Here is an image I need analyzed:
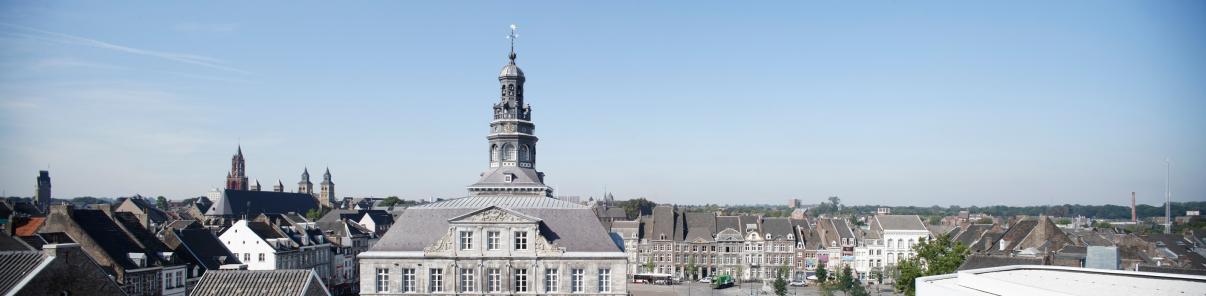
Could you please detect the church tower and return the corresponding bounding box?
[467,26,552,197]
[298,168,313,195]
[225,146,249,191]
[34,170,51,214]
[319,168,335,208]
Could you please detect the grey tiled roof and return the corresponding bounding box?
[0,234,32,251]
[683,213,716,242]
[762,218,794,240]
[206,189,319,218]
[651,206,678,241]
[874,215,928,231]
[168,228,240,270]
[716,216,741,233]
[72,209,160,269]
[831,219,855,239]
[372,198,621,253]
[467,166,548,189]
[953,224,992,247]
[191,270,329,296]
[0,251,46,294]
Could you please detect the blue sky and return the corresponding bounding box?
[1,1,1203,206]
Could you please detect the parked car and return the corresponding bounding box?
[699,277,712,283]
[789,281,808,287]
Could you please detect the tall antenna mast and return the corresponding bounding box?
[1165,158,1172,234]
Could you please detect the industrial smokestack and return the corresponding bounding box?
[1132,192,1137,223]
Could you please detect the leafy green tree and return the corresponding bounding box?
[618,198,657,219]
[893,235,969,296]
[156,196,169,210]
[380,196,402,207]
[645,256,654,273]
[1057,218,1072,225]
[837,265,854,291]
[305,208,322,221]
[975,217,993,224]
[773,267,788,296]
[685,256,697,280]
[927,215,942,225]
[816,264,828,283]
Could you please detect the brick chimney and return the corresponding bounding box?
[43,242,81,257]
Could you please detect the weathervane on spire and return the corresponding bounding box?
[507,24,518,61]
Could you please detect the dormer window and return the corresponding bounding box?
[504,174,513,183]
[765,233,772,240]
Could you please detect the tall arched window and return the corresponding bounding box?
[519,145,530,162]
[501,144,515,161]
[491,144,499,161]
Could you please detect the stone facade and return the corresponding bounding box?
[359,35,627,296]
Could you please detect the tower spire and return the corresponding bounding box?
[507,24,518,62]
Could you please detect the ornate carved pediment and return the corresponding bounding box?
[448,206,541,224]
[424,228,456,254]
[533,235,564,256]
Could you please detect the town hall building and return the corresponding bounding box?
[358,30,628,295]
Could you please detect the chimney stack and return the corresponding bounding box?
[1131,192,1137,223]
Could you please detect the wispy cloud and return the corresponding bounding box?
[174,22,239,33]
[0,23,249,74]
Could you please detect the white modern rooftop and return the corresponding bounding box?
[916,265,1206,296]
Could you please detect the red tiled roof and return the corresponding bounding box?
[13,217,45,236]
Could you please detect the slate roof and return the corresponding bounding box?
[957,254,1044,270]
[0,234,33,251]
[952,224,993,247]
[121,197,171,223]
[716,216,741,232]
[168,228,240,270]
[372,197,621,253]
[360,210,394,225]
[651,206,678,241]
[72,209,159,269]
[683,212,716,242]
[739,215,762,234]
[0,251,47,294]
[112,212,170,253]
[831,219,855,239]
[993,220,1039,253]
[762,218,795,240]
[206,189,319,218]
[192,270,329,296]
[467,166,549,192]
[874,215,928,231]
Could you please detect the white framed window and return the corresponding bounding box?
[598,269,611,292]
[175,271,182,288]
[429,268,444,292]
[514,268,528,292]
[514,231,528,250]
[459,231,474,250]
[487,231,501,250]
[487,268,501,292]
[571,269,585,293]
[258,253,265,262]
[544,268,559,292]
[376,268,390,292]
[460,268,476,292]
[504,174,513,182]
[401,268,416,292]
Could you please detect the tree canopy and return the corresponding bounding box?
[893,234,969,296]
